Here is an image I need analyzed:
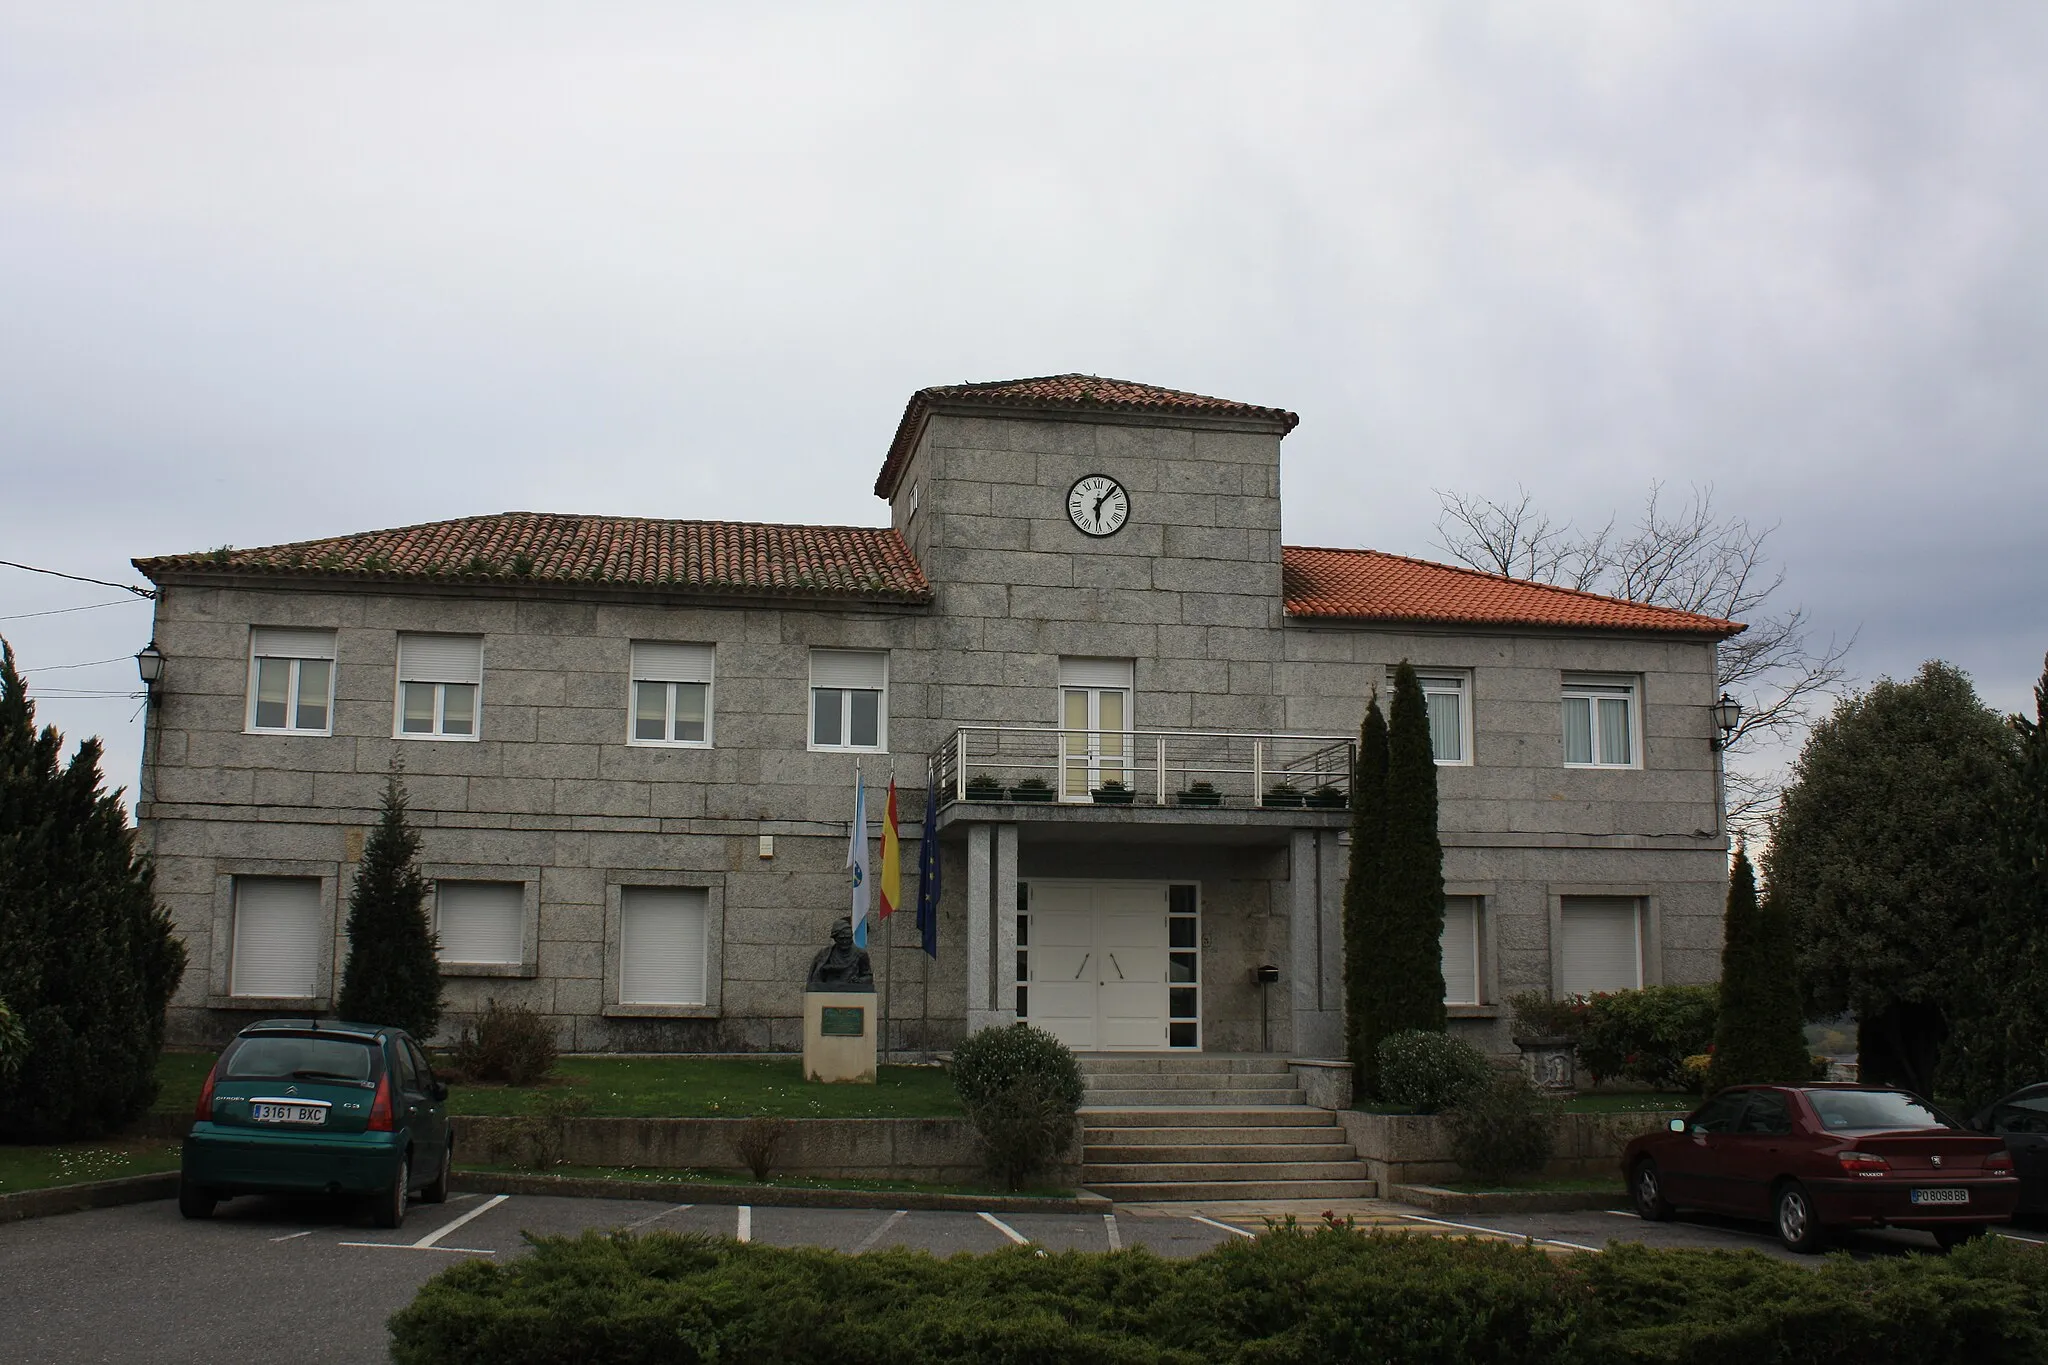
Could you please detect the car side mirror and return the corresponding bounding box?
[1668,1118,1688,1134]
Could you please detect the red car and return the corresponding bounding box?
[1622,1084,2020,1252]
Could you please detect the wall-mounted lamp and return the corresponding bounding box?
[1709,692,1741,750]
[135,641,165,702]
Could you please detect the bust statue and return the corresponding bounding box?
[806,915,874,992]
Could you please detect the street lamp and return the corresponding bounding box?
[1709,693,1741,750]
[135,641,165,701]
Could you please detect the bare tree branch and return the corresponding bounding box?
[1435,483,1853,840]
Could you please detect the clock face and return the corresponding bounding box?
[1066,474,1130,538]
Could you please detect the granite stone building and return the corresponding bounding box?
[134,375,1742,1058]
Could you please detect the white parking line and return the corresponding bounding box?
[337,1242,496,1255]
[1103,1214,1122,1251]
[978,1212,1029,1245]
[622,1203,692,1232]
[736,1206,751,1243]
[1188,1215,1254,1240]
[268,1230,313,1243]
[413,1194,509,1249]
[1998,1230,2047,1245]
[852,1210,909,1254]
[1393,1211,1601,1253]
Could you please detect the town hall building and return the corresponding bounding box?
[133,375,1742,1061]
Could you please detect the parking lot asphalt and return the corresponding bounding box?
[3,1191,2042,1364]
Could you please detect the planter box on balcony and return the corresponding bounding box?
[1176,790,1224,808]
[1262,791,1307,809]
[1303,790,1348,810]
[1007,785,1056,803]
[1091,787,1135,805]
[964,781,1006,803]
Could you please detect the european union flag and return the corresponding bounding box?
[914,768,941,960]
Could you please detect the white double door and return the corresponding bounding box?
[1027,881,1170,1051]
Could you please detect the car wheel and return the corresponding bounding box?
[1631,1159,1675,1221]
[371,1156,409,1230]
[419,1140,452,1205]
[1773,1180,1827,1254]
[177,1176,216,1221]
[1934,1224,1990,1251]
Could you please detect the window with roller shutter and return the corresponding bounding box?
[246,628,336,735]
[808,649,887,752]
[1440,897,1483,1005]
[396,633,484,740]
[435,882,525,966]
[1560,896,1644,995]
[619,887,709,1006]
[229,877,324,997]
[630,642,714,746]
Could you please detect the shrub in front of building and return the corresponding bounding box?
[0,994,28,1078]
[0,642,187,1141]
[949,1022,1084,1189]
[1376,1029,1490,1113]
[336,773,443,1042]
[1446,1068,1557,1185]
[1343,692,1391,1089]
[1710,847,1811,1090]
[1577,984,1719,1091]
[449,998,558,1086]
[387,1223,2048,1365]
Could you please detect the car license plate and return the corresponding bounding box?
[1910,1187,1969,1205]
[250,1103,326,1125]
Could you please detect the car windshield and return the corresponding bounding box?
[1801,1089,1953,1132]
[221,1035,379,1083]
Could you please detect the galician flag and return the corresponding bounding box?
[878,780,902,923]
[847,768,870,948]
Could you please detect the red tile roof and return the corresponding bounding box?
[1282,546,1744,637]
[134,513,932,604]
[876,374,1299,498]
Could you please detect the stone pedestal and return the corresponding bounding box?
[1516,1037,1578,1094]
[803,991,877,1084]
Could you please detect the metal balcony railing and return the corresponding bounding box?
[930,725,1355,810]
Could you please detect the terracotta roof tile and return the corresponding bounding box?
[1282,546,1744,638]
[876,373,1298,497]
[134,513,932,604]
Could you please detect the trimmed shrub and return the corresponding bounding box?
[1376,1029,1490,1113]
[731,1116,791,1181]
[1710,848,1812,1089]
[451,998,558,1086]
[950,1023,1083,1189]
[0,994,27,1078]
[1506,991,1587,1042]
[1446,1068,1557,1184]
[1578,985,1719,1090]
[336,773,443,1040]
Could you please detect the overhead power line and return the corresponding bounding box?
[0,559,156,599]
[0,599,149,623]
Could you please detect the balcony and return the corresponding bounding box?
[929,725,1355,813]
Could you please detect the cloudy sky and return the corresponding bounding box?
[3,2,2044,803]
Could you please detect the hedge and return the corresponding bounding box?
[388,1223,2048,1365]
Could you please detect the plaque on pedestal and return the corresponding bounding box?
[803,916,876,1084]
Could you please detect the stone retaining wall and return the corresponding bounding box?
[1336,1109,1683,1188]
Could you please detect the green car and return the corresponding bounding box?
[180,1019,453,1228]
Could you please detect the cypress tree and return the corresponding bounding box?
[1708,847,1808,1088]
[0,640,187,1140]
[1380,662,1448,1040]
[1343,691,1389,1087]
[336,773,443,1039]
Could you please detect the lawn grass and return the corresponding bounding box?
[458,1161,1069,1199]
[0,1137,183,1196]
[157,1050,964,1120]
[1559,1093,1692,1114]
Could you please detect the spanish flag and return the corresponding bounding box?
[877,780,902,921]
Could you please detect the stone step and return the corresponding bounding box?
[1083,1126,1346,1148]
[1084,1160,1369,1184]
[1080,1106,1333,1129]
[1082,1087,1305,1106]
[1083,1071,1298,1090]
[1075,1056,1293,1075]
[1088,1178,1380,1203]
[1085,1143,1359,1165]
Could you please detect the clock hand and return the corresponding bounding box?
[1092,488,1110,519]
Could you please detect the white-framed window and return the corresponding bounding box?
[1390,668,1472,765]
[230,876,323,997]
[1560,896,1644,996]
[619,886,709,1006]
[396,633,484,740]
[809,649,887,752]
[630,642,714,747]
[1441,896,1482,1005]
[246,628,336,735]
[1059,657,1135,799]
[1562,674,1639,768]
[434,881,524,967]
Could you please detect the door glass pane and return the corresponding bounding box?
[293,659,330,730]
[812,689,841,746]
[1169,951,1198,983]
[634,681,668,741]
[1426,689,1461,762]
[1097,691,1126,758]
[401,681,436,733]
[441,683,476,735]
[1168,918,1197,949]
[1562,696,1593,763]
[1169,987,1198,1019]
[1169,1021,1197,1048]
[253,658,291,728]
[1598,697,1631,764]
[674,682,707,742]
[849,689,880,747]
